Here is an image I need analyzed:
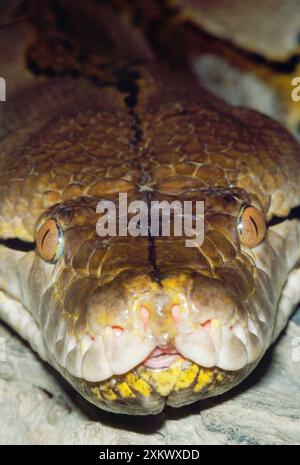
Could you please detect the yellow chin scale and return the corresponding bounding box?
[72,358,239,415]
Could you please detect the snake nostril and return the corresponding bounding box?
[171,304,181,324]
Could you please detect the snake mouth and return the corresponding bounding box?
[143,346,182,369]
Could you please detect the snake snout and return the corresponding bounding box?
[47,271,266,413]
[66,273,260,382]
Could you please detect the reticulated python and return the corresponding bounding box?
[0,1,300,414]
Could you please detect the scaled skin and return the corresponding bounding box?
[0,4,300,414]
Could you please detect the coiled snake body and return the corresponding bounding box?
[0,2,300,414]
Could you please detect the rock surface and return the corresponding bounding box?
[0,311,299,445]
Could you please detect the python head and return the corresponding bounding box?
[1,87,300,415]
[10,180,295,415]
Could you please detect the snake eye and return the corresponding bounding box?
[36,219,64,263]
[238,205,266,248]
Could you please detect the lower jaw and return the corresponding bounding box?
[61,357,255,415]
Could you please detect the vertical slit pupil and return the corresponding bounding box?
[41,228,52,248]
